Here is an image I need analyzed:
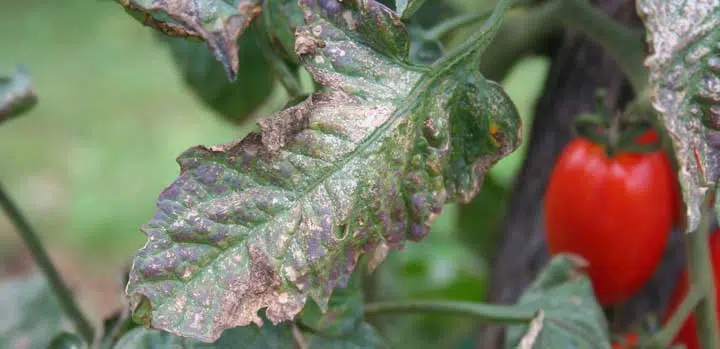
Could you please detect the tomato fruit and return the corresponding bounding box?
[663,229,720,349]
[544,131,676,305]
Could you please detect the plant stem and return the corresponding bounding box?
[687,192,720,349]
[649,288,703,347]
[364,300,536,324]
[426,11,494,42]
[252,22,303,99]
[0,182,95,343]
[555,0,647,92]
[425,0,533,41]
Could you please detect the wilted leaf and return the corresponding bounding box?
[127,0,520,342]
[161,28,274,123]
[395,0,427,19]
[505,255,611,349]
[115,0,263,80]
[0,67,37,123]
[0,274,68,349]
[637,0,720,231]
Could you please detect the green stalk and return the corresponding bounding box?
[364,300,536,324]
[252,21,303,99]
[687,192,720,349]
[649,288,703,347]
[425,10,497,42]
[555,0,647,92]
[0,182,95,343]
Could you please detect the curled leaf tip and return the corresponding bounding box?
[115,0,262,83]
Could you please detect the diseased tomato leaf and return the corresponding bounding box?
[0,67,36,123]
[114,0,262,80]
[637,0,720,231]
[504,255,611,349]
[395,0,427,19]
[160,28,274,124]
[0,274,68,349]
[126,0,520,342]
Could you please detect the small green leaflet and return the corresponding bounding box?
[637,0,720,231]
[395,0,427,19]
[0,67,36,123]
[126,0,520,342]
[505,255,610,349]
[0,274,68,349]
[114,0,263,80]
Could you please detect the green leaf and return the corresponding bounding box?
[48,332,86,349]
[113,320,294,348]
[262,0,305,65]
[161,28,274,123]
[0,274,67,349]
[300,273,364,337]
[637,0,720,231]
[395,0,427,19]
[505,255,611,349]
[300,273,388,348]
[114,0,263,80]
[126,0,520,342]
[407,27,445,66]
[0,67,37,124]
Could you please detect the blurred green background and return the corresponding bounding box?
[0,0,549,345]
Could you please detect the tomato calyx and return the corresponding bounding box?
[574,113,662,155]
[573,89,668,156]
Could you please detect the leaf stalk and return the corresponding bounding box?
[554,0,647,92]
[686,192,720,349]
[0,182,95,343]
[364,300,536,324]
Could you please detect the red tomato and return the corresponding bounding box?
[612,333,639,349]
[663,229,720,349]
[544,133,675,305]
[635,129,683,225]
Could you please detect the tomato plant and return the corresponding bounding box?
[1,0,719,348]
[544,130,676,305]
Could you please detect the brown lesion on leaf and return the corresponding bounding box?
[218,245,305,338]
[116,0,263,80]
[295,28,326,56]
[259,96,313,152]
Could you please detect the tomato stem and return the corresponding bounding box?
[0,182,95,344]
[648,288,703,347]
[364,300,537,324]
[554,0,647,93]
[686,192,720,349]
[253,15,303,99]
